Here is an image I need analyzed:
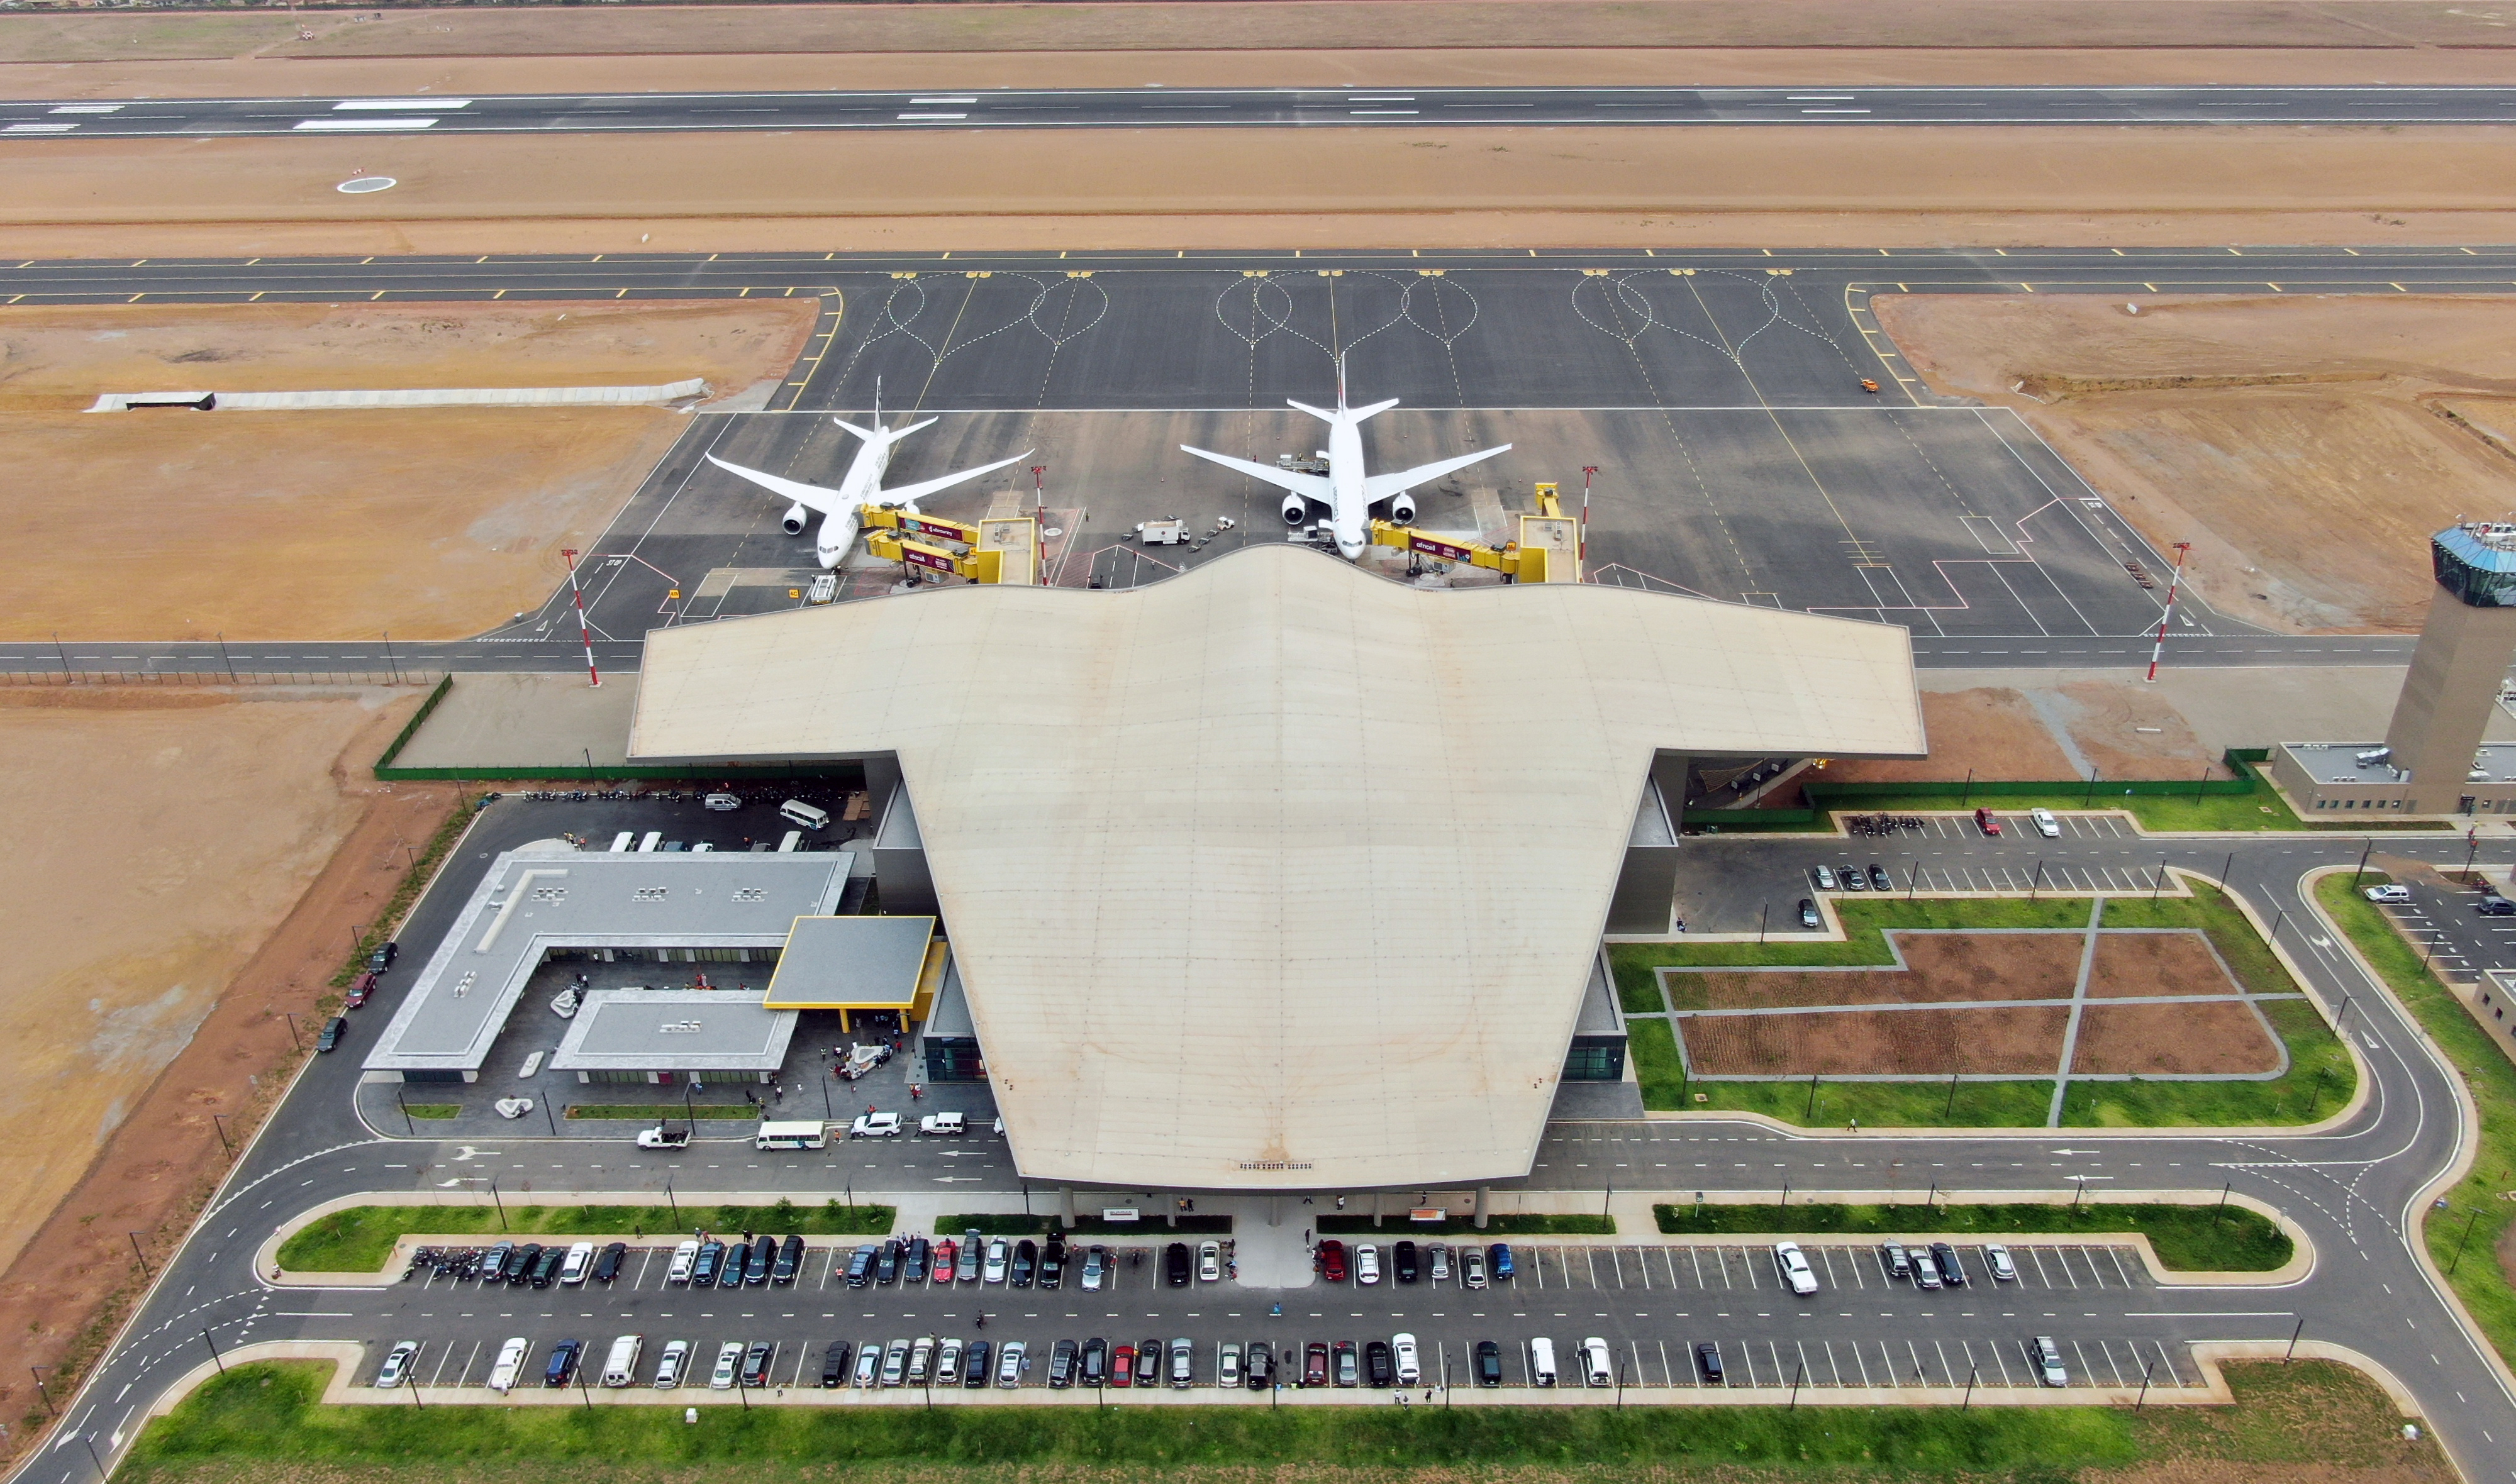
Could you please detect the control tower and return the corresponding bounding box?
[2383,522,2516,813]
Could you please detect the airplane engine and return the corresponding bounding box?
[1387,492,1416,525]
[781,502,810,537]
[1281,495,1310,526]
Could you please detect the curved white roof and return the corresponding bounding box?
[631,545,1922,1190]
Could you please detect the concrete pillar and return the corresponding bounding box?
[1269,1195,1282,1228]
[1166,1194,1178,1229]
[1371,1190,1383,1229]
[1474,1186,1490,1231]
[1059,1185,1076,1231]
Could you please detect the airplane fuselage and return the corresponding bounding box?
[811,438,896,567]
[1324,415,1371,560]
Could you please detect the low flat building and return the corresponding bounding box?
[548,988,799,1085]
[762,914,945,1033]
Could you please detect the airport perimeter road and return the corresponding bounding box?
[7,85,2516,137]
[19,808,2516,1484]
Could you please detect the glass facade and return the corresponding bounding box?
[924,1038,987,1082]
[2432,526,2516,608]
[1563,1036,1627,1082]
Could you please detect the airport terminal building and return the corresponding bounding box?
[616,545,1925,1195]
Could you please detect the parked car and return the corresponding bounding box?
[1333,1340,1359,1388]
[1079,1337,1108,1387]
[741,1341,776,1387]
[1579,1336,1614,1387]
[996,1340,1027,1388]
[1198,1239,1223,1282]
[1392,1240,1419,1283]
[937,1337,966,1387]
[559,1241,596,1286]
[906,1336,935,1386]
[854,1343,882,1388]
[2364,883,2413,904]
[1798,898,1822,929]
[1474,1339,1503,1387]
[985,1238,1010,1283]
[1428,1243,1450,1282]
[1305,1342,1330,1388]
[1245,1340,1273,1390]
[1878,1241,1911,1281]
[591,1241,628,1285]
[543,1339,583,1388]
[963,1339,991,1388]
[1839,861,1867,891]
[918,1112,966,1136]
[1048,1339,1079,1389]
[1984,1243,2018,1282]
[850,1112,903,1138]
[703,793,742,811]
[369,941,398,970]
[820,1341,852,1387]
[530,1246,566,1288]
[958,1230,983,1283]
[1037,1240,1065,1289]
[742,1234,774,1285]
[1913,1249,1942,1288]
[653,1339,691,1388]
[1930,1241,1968,1287]
[375,1340,419,1388]
[1975,807,2001,836]
[1168,1337,1194,1388]
[1164,1241,1191,1287]
[875,1239,903,1285]
[1354,1243,1383,1285]
[1461,1246,1489,1289]
[774,1234,804,1284]
[1488,1243,1515,1280]
[1695,1341,1725,1385]
[316,1016,348,1052]
[344,972,376,1009]
[710,1341,743,1390]
[844,1243,876,1287]
[1868,863,1891,890]
[1772,1241,1819,1296]
[1318,1239,1349,1283]
[1081,1244,1108,1291]
[2031,1335,2069,1387]
[487,1337,531,1393]
[1112,1343,1135,1388]
[1011,1238,1037,1287]
[903,1236,931,1284]
[881,1339,910,1387]
[1812,864,1837,891]
[2029,807,2061,838]
[1391,1332,1421,1386]
[1363,1339,1393,1388]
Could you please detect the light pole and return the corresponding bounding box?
[2352,837,2374,889]
[203,1327,225,1375]
[81,1432,107,1483]
[1031,465,1047,518]
[28,1366,53,1415]
[211,1113,233,1157]
[1788,1359,1804,1410]
[1961,1363,1978,1410]
[1578,466,1597,565]
[2144,540,2192,682]
[2135,1354,2156,1411]
[2285,1317,2305,1363]
[2449,1208,2485,1275]
[562,548,599,687]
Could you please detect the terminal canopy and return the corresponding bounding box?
[632,545,1923,1190]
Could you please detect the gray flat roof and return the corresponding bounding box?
[550,988,798,1071]
[365,849,849,1073]
[762,914,934,1010]
[2283,740,2516,786]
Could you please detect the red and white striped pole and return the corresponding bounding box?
[2144,541,2193,684]
[563,547,599,687]
[1579,466,1598,565]
[1031,464,1046,518]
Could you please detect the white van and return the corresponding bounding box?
[608,831,635,853]
[638,831,662,853]
[487,1336,531,1393]
[601,1334,645,1387]
[1580,1337,1614,1387]
[1528,1337,1559,1388]
[779,799,831,831]
[755,1119,828,1151]
[666,1239,701,1284]
[777,831,802,853]
[559,1241,597,1285]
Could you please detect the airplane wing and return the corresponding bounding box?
[705,454,850,516]
[1361,443,1513,504]
[878,448,1035,509]
[1178,445,1333,502]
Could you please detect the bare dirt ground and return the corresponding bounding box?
[2090,931,2240,999]
[1820,678,2230,785]
[1876,294,2516,634]
[4,126,2516,259]
[1670,933,2085,1010]
[0,301,813,641]
[2074,1000,2282,1074]
[1680,1003,2071,1077]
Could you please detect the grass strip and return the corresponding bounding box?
[932,1214,1233,1237]
[1316,1214,1614,1236]
[2317,871,2516,1371]
[403,1105,460,1121]
[564,1104,762,1121]
[119,1358,2437,1482]
[276,1202,897,1273]
[1651,1200,2290,1272]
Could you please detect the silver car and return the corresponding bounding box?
[956,1229,983,1283]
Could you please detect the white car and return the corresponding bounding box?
[558,1241,597,1286]
[1354,1243,1382,1285]
[1579,1336,1614,1388]
[653,1339,691,1388]
[996,1339,1027,1387]
[918,1112,966,1136]
[849,1112,903,1138]
[1392,1332,1421,1387]
[1428,1243,1450,1282]
[983,1239,1009,1283]
[1772,1241,1820,1297]
[487,1336,531,1393]
[2029,807,2061,838]
[1081,1245,1107,1291]
[1198,1240,1222,1282]
[637,1125,690,1150]
[375,1340,419,1389]
[710,1341,745,1390]
[1984,1243,2018,1282]
[665,1239,700,1283]
[703,793,742,811]
[2031,1335,2069,1387]
[2364,883,2413,904]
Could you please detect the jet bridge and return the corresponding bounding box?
[861,507,1039,585]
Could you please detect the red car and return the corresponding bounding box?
[1974,807,2001,837]
[343,971,378,1009]
[931,1238,957,1283]
[1316,1239,1349,1282]
[1112,1344,1134,1387]
[1305,1341,1331,1387]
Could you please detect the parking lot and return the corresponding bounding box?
[349,1237,2205,1398]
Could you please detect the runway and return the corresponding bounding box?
[5,84,2516,137]
[0,243,2503,675]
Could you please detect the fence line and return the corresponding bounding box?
[0,669,444,688]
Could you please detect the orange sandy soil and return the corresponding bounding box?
[4,126,2516,260]
[0,301,814,641]
[1876,293,2516,634]
[2088,931,2240,998]
[1681,1002,2072,1077]
[2074,999,2281,1073]
[1670,933,2085,1009]
[1823,680,2229,786]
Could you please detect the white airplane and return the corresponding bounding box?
[705,394,1032,568]
[1178,363,1511,560]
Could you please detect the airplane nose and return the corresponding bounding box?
[1339,538,1366,560]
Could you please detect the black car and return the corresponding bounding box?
[1011,1239,1037,1288]
[1247,1341,1273,1390]
[1363,1339,1393,1388]
[2481,894,2516,917]
[530,1246,565,1288]
[315,1016,348,1052]
[1037,1241,1064,1290]
[1798,897,1822,929]
[591,1241,626,1285]
[1164,1242,1192,1287]
[1474,1339,1503,1388]
[1393,1241,1419,1284]
[1080,1337,1108,1386]
[1696,1342,1724,1385]
[1929,1241,1967,1287]
[1868,863,1891,890]
[843,1243,876,1288]
[875,1239,903,1285]
[740,1340,774,1388]
[507,1243,545,1286]
[820,1341,852,1387]
[774,1234,804,1285]
[963,1339,991,1388]
[691,1239,726,1287]
[743,1234,775,1285]
[482,1240,514,1283]
[542,1339,582,1387]
[718,1240,749,1288]
[1048,1339,1079,1389]
[370,941,398,970]
[904,1237,931,1284]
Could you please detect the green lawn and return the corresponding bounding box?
[276,1202,898,1272]
[402,1104,460,1121]
[1621,885,2356,1130]
[564,1104,761,1121]
[118,1358,2439,1483]
[2317,872,2516,1372]
[932,1214,1234,1237]
[1650,1200,2291,1272]
[1316,1214,1614,1236]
